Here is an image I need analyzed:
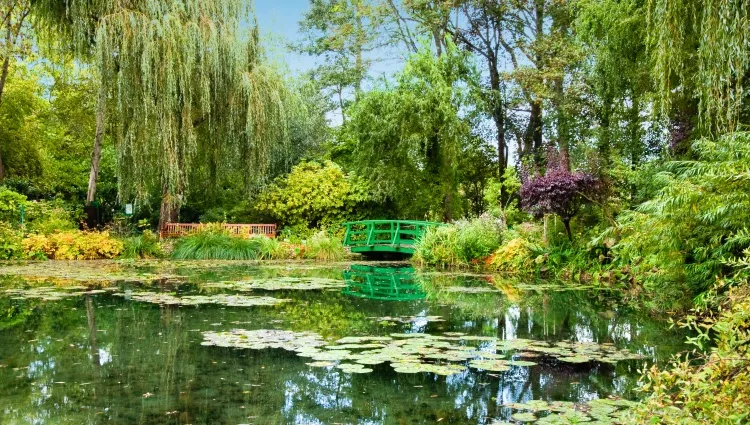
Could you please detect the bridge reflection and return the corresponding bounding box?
[342,264,426,301]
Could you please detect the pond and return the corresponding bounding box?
[0,260,688,425]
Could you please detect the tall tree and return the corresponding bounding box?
[0,0,30,182]
[647,0,750,136]
[448,0,510,184]
[31,1,293,228]
[576,0,654,166]
[343,43,478,220]
[297,0,386,122]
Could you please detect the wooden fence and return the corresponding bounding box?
[159,223,276,239]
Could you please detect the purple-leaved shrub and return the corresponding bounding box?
[520,150,601,241]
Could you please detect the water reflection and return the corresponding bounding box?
[0,261,688,425]
[342,264,425,301]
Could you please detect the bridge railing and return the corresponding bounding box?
[342,220,442,249]
[160,223,276,239]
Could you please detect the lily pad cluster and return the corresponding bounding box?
[0,261,182,283]
[116,292,290,307]
[371,315,445,323]
[200,330,645,376]
[203,277,346,291]
[202,329,327,351]
[2,286,113,301]
[495,397,636,424]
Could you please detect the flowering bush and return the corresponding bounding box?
[23,231,123,260]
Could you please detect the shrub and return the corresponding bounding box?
[304,231,345,262]
[413,225,463,267]
[488,237,535,273]
[254,161,370,229]
[0,222,23,260]
[455,216,504,263]
[413,217,503,267]
[255,236,288,260]
[22,231,123,260]
[521,150,601,241]
[605,133,750,309]
[633,280,750,424]
[120,230,163,259]
[0,187,26,223]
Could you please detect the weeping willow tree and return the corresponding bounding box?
[647,0,750,135]
[31,0,294,227]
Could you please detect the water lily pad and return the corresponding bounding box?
[336,363,373,374]
[205,277,346,291]
[306,361,336,368]
[511,412,537,422]
[202,329,325,352]
[508,360,538,367]
[558,356,591,364]
[119,292,289,307]
[468,359,510,372]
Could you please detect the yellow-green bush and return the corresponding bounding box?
[632,282,750,424]
[254,161,370,229]
[23,231,123,260]
[487,237,535,273]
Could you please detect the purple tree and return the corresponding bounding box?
[520,151,600,242]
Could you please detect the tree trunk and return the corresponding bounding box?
[562,218,573,242]
[524,100,543,164]
[86,84,107,204]
[488,56,506,193]
[0,32,10,183]
[158,182,180,232]
[0,23,12,108]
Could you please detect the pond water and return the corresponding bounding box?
[0,261,687,425]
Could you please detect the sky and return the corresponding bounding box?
[252,1,316,73]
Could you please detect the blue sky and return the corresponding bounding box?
[253,1,316,73]
[253,0,405,79]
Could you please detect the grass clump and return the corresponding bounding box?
[304,231,345,262]
[120,230,163,259]
[172,226,261,260]
[414,216,503,267]
[255,236,288,260]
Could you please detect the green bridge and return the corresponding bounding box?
[342,220,443,256]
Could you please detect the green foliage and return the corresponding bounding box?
[489,237,536,274]
[171,229,262,261]
[304,231,345,262]
[633,280,750,424]
[0,222,23,260]
[255,161,370,230]
[413,225,463,268]
[414,217,503,267]
[483,167,526,226]
[120,230,162,259]
[340,42,478,220]
[646,0,750,134]
[24,200,79,234]
[605,133,750,309]
[255,236,288,260]
[455,216,504,263]
[0,186,26,223]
